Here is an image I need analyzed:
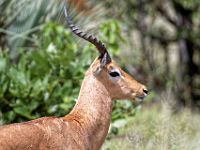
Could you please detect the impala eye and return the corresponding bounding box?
[109,70,121,78]
[109,71,120,77]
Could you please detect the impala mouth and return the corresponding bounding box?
[136,94,147,101]
[135,97,144,102]
[131,92,147,101]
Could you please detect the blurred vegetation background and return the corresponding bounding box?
[0,0,200,148]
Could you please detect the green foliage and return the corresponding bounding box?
[0,20,127,124]
[99,19,126,56]
[0,23,89,123]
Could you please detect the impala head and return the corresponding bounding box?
[64,7,148,100]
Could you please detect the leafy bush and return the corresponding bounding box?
[0,20,132,124]
[0,22,91,123]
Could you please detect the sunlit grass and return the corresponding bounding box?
[103,103,200,150]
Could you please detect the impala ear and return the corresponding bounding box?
[93,53,111,76]
[93,66,102,76]
[100,52,111,68]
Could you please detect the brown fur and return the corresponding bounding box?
[0,58,147,150]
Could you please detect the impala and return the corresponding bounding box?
[0,7,148,150]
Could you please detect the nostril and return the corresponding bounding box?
[143,89,148,95]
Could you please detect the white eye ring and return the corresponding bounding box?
[109,68,121,78]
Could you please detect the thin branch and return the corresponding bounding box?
[145,31,177,44]
[156,7,177,26]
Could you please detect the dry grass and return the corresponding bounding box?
[102,103,200,150]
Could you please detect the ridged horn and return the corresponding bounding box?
[64,6,111,63]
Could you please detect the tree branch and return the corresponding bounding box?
[145,31,177,44]
[156,7,177,26]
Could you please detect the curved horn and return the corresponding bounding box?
[64,6,111,63]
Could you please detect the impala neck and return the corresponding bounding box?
[68,69,113,147]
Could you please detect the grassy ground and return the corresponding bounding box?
[102,103,200,150]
